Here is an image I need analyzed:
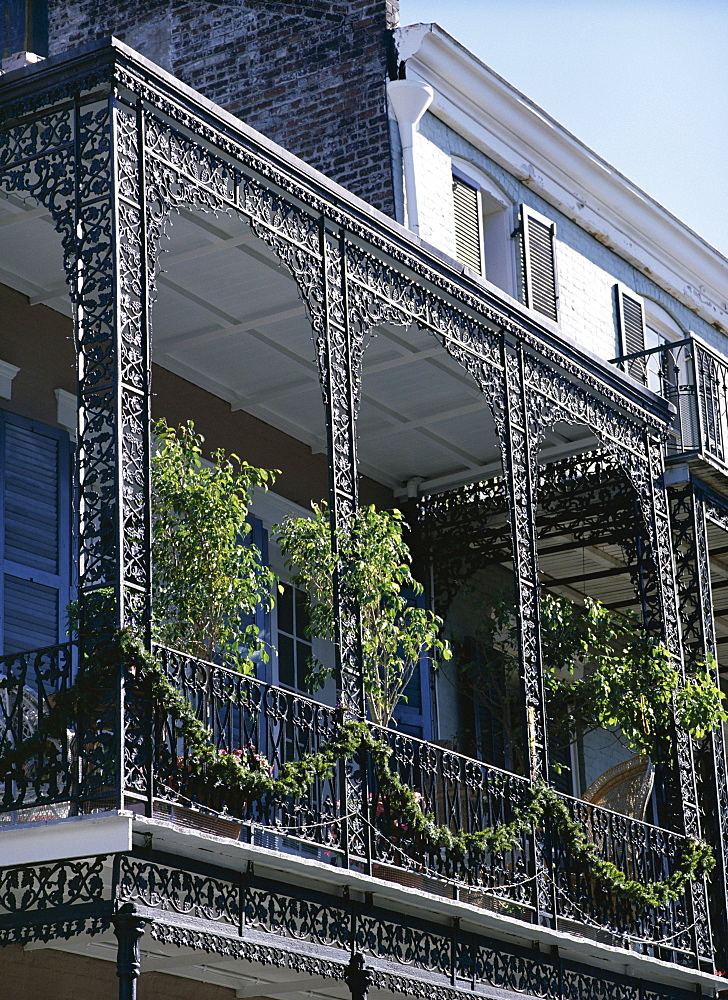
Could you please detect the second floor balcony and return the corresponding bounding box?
[617,334,728,492]
[1,38,727,999]
[0,638,717,974]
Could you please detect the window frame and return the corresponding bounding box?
[451,159,517,297]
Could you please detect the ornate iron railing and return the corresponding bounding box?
[0,643,711,966]
[617,334,728,470]
[0,642,77,819]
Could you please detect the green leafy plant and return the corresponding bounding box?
[276,502,451,727]
[151,420,277,672]
[0,622,712,911]
[482,592,727,763]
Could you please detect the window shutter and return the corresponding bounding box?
[452,175,483,275]
[521,205,559,321]
[615,284,647,384]
[240,514,272,681]
[0,411,71,655]
[392,588,434,740]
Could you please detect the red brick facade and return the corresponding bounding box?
[47,0,399,215]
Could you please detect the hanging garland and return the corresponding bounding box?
[0,628,714,911]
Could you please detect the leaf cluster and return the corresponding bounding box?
[276,502,451,726]
[151,420,277,672]
[484,593,727,762]
[0,623,713,912]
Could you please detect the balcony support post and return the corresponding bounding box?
[500,340,549,783]
[345,952,374,1000]
[500,339,554,927]
[70,94,153,810]
[0,90,154,810]
[315,223,369,866]
[71,93,153,637]
[669,479,728,970]
[639,438,713,968]
[112,903,147,1000]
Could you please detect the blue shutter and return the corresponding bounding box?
[393,588,434,740]
[0,411,71,654]
[240,514,272,681]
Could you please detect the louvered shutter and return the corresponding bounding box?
[452,175,483,275]
[0,411,71,655]
[240,514,272,681]
[615,284,647,384]
[521,205,559,321]
[393,588,434,740]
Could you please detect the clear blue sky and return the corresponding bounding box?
[398,0,728,259]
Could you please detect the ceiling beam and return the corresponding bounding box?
[0,203,50,227]
[364,399,488,442]
[29,282,69,306]
[162,232,257,266]
[158,303,307,350]
[398,438,595,497]
[364,345,443,374]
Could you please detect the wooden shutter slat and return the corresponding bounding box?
[615,284,647,384]
[453,175,483,275]
[3,575,58,654]
[0,412,70,655]
[521,206,559,321]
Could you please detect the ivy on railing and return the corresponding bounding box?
[0,629,714,911]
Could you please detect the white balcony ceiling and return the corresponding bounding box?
[0,192,594,492]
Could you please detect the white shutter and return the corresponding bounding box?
[615,284,647,384]
[452,175,483,275]
[521,205,559,321]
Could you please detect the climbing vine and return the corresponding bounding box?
[0,625,713,912]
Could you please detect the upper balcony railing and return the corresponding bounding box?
[0,642,715,970]
[617,334,728,480]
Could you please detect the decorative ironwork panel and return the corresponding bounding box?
[245,884,350,950]
[118,856,239,925]
[0,644,76,815]
[0,857,107,915]
[553,796,693,958]
[368,726,534,914]
[153,646,343,850]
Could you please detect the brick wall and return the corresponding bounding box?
[47,0,399,216]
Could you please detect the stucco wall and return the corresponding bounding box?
[413,111,728,362]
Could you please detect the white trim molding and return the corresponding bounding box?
[54,387,77,437]
[394,23,728,333]
[0,359,20,399]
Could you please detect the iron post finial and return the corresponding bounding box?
[345,952,373,1000]
[112,903,147,1000]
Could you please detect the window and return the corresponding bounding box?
[0,0,48,59]
[276,582,312,692]
[521,205,559,322]
[0,410,71,654]
[451,162,516,296]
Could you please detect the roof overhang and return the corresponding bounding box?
[395,23,728,335]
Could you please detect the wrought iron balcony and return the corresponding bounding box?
[617,334,728,485]
[0,642,713,971]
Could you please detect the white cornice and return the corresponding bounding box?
[395,24,728,332]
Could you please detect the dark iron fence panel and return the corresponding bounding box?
[0,642,709,965]
[154,645,343,851]
[0,642,76,817]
